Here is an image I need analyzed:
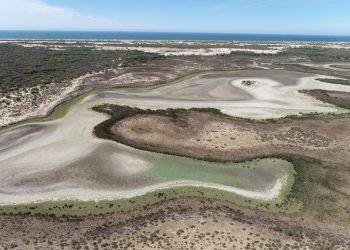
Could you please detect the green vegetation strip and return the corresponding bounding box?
[316,78,350,86]
[230,47,350,62]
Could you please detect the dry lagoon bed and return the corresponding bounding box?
[100,70,350,118]
[1,70,349,206]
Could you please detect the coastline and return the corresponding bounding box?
[1,31,350,42]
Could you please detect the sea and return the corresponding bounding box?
[0,31,350,42]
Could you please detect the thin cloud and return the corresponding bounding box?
[0,0,114,30]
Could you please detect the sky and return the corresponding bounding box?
[0,0,350,35]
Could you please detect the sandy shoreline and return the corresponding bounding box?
[0,177,286,205]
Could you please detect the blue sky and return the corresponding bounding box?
[0,0,350,35]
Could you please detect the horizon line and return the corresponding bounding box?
[1,30,350,37]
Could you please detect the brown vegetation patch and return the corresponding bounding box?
[107,108,349,166]
[301,89,350,110]
[1,198,349,249]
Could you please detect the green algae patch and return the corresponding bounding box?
[146,157,293,191]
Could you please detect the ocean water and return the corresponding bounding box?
[0,31,350,42]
